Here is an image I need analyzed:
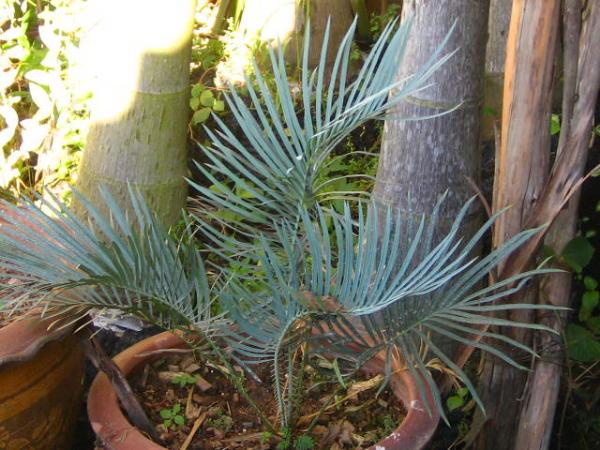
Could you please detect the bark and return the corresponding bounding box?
[501,0,600,274]
[75,0,196,226]
[481,0,511,143]
[240,0,354,69]
[514,3,599,449]
[366,0,403,16]
[373,0,489,245]
[474,2,560,449]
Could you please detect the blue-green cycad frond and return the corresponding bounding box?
[0,188,218,332]
[220,197,560,422]
[189,17,456,242]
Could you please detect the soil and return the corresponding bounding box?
[129,353,406,450]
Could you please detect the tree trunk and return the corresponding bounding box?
[474,2,560,449]
[514,2,600,449]
[240,0,354,68]
[481,0,511,143]
[76,0,196,226]
[373,0,489,248]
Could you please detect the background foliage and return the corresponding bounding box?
[0,0,89,199]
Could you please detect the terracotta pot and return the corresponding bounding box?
[88,331,440,450]
[0,317,85,450]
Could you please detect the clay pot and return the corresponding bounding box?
[0,317,85,450]
[88,331,440,450]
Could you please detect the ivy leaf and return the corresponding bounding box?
[191,84,203,97]
[587,317,600,334]
[200,90,214,107]
[446,395,464,412]
[561,237,595,273]
[173,415,185,426]
[192,107,211,125]
[213,99,225,112]
[566,324,600,363]
[580,291,600,321]
[583,291,599,312]
[550,114,560,135]
[584,276,598,291]
[189,96,200,110]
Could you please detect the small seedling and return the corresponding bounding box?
[277,427,293,450]
[171,373,197,388]
[446,387,470,412]
[294,434,315,450]
[159,404,185,430]
[190,84,225,125]
[260,431,273,445]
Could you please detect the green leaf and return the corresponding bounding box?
[566,324,600,363]
[189,96,200,110]
[213,99,225,112]
[160,409,172,419]
[191,84,203,97]
[446,395,464,412]
[294,435,315,450]
[482,106,498,117]
[200,90,214,107]
[584,276,599,291]
[587,316,600,334]
[561,237,595,272]
[582,291,599,312]
[164,419,172,428]
[592,416,600,433]
[173,415,185,426]
[550,114,560,135]
[172,404,181,414]
[580,291,600,321]
[192,107,211,125]
[457,387,469,398]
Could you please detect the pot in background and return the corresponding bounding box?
[0,317,85,450]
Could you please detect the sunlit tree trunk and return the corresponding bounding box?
[75,0,196,226]
[240,0,354,68]
[474,2,560,449]
[374,0,489,250]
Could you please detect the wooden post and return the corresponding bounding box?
[514,2,600,449]
[474,1,560,449]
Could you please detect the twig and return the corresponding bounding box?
[180,411,207,450]
[135,348,193,358]
[464,176,492,219]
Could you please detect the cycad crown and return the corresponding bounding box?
[0,18,558,426]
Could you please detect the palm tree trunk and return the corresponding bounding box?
[76,0,196,226]
[373,0,489,249]
[240,0,354,68]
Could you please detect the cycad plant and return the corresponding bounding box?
[0,18,558,440]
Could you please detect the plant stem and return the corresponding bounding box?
[201,335,278,435]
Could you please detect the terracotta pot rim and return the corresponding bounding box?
[88,331,440,450]
[0,316,72,366]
